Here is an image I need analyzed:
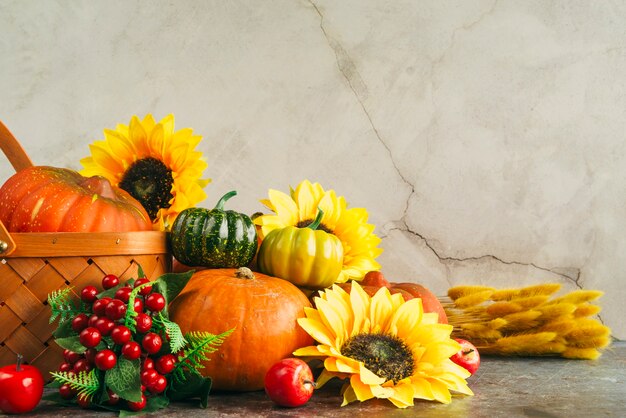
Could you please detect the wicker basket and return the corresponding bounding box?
[0,121,171,380]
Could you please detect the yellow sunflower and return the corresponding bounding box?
[294,282,473,408]
[80,114,210,230]
[255,180,382,283]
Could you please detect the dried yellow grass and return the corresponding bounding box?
[547,290,604,305]
[574,303,602,318]
[490,289,520,301]
[453,290,495,308]
[536,303,577,321]
[486,301,523,317]
[562,347,602,360]
[492,332,557,354]
[539,319,577,334]
[444,282,610,359]
[500,310,543,332]
[566,336,611,349]
[459,323,503,341]
[517,283,562,298]
[512,295,550,309]
[447,285,495,301]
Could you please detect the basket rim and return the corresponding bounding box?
[2,230,169,257]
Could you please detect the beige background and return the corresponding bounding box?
[1,1,625,339]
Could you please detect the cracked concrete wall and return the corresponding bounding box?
[1,1,625,340]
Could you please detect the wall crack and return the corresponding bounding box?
[307,0,415,210]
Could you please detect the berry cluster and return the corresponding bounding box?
[56,274,173,411]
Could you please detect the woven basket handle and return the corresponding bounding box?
[0,120,32,256]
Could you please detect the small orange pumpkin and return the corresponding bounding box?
[169,267,313,391]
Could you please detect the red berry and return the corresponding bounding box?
[88,314,100,328]
[127,394,147,411]
[95,317,115,336]
[73,359,93,373]
[142,357,155,370]
[114,286,132,303]
[59,362,72,372]
[77,394,91,409]
[105,299,127,320]
[85,348,97,363]
[63,349,81,365]
[59,384,75,400]
[135,313,152,333]
[148,374,167,394]
[142,332,162,355]
[95,349,117,370]
[121,341,141,360]
[71,313,89,332]
[102,274,120,289]
[145,293,165,312]
[92,297,111,316]
[111,325,132,345]
[81,286,98,303]
[155,354,176,375]
[106,389,120,405]
[140,369,159,386]
[134,277,152,295]
[79,327,102,348]
[133,298,144,314]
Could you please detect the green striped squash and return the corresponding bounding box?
[171,191,258,268]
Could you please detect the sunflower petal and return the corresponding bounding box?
[296,318,334,347]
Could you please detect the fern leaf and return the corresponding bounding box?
[123,281,153,332]
[173,328,234,383]
[153,312,187,353]
[47,287,89,323]
[50,370,100,400]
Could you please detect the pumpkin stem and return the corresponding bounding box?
[308,207,324,231]
[214,191,237,211]
[235,267,255,280]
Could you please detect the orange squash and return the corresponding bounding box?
[334,271,448,324]
[0,166,151,232]
[169,268,313,391]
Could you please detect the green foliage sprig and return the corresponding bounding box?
[153,312,187,353]
[48,287,90,323]
[172,329,234,383]
[50,370,100,400]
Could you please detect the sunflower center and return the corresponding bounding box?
[341,333,414,383]
[296,219,334,234]
[119,157,173,220]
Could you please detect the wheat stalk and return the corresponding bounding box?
[442,283,612,359]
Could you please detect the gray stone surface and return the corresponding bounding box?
[19,341,626,417]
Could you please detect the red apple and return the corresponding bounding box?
[450,338,480,375]
[264,358,315,407]
[0,354,44,414]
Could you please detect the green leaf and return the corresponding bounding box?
[97,282,124,299]
[105,357,142,403]
[168,371,212,408]
[54,336,87,354]
[52,318,75,339]
[152,270,195,316]
[42,391,75,406]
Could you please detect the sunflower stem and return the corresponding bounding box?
[308,208,324,231]
[214,190,237,211]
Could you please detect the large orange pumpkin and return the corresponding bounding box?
[0,166,152,232]
[334,271,448,324]
[169,268,314,391]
